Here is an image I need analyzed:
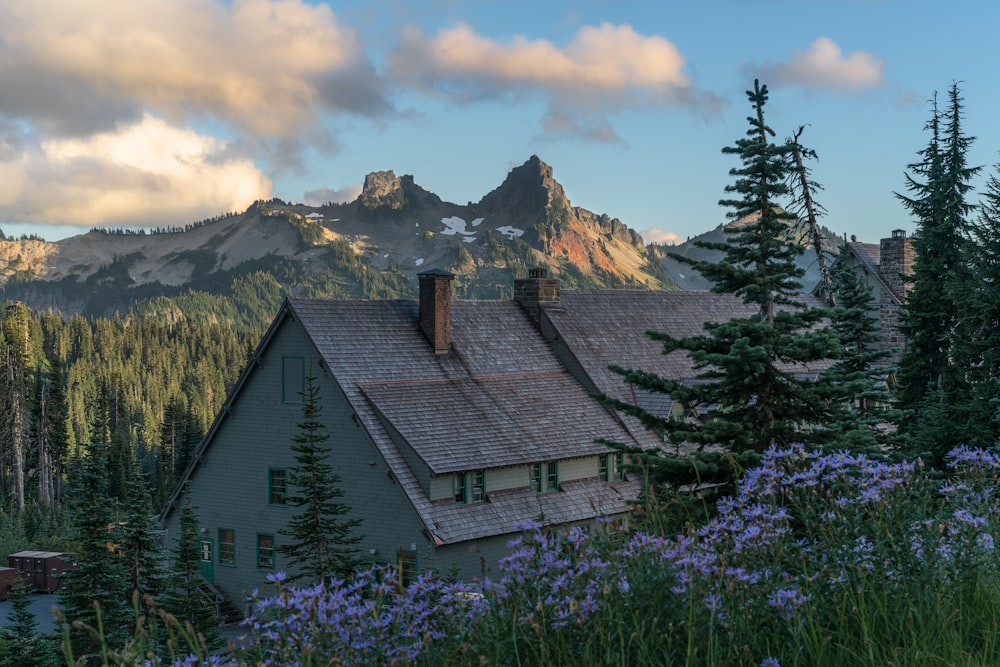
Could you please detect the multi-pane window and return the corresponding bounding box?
[546,461,559,492]
[531,461,559,493]
[269,468,287,505]
[454,470,487,505]
[218,529,235,565]
[613,452,626,482]
[471,470,486,503]
[600,453,626,482]
[281,356,304,404]
[256,533,275,570]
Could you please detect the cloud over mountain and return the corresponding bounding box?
[751,38,885,93]
[390,22,723,141]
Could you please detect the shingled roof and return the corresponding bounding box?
[544,290,832,426]
[288,298,642,545]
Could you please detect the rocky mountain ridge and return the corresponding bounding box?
[0,156,674,322]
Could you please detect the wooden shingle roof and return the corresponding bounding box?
[544,289,832,415]
[288,298,642,544]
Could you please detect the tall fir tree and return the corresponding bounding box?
[605,81,839,471]
[163,488,222,650]
[120,465,166,612]
[57,435,131,657]
[895,84,980,462]
[1,578,48,667]
[1,302,33,511]
[950,163,1000,447]
[278,373,363,585]
[818,247,895,452]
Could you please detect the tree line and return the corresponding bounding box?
[604,80,1000,505]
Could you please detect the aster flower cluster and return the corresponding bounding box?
[147,445,1000,666]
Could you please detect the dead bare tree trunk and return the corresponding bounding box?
[790,126,834,303]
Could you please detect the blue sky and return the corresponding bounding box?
[1,0,997,245]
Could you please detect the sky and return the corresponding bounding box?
[1,0,998,245]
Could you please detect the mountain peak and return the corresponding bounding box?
[359,170,441,211]
[477,155,567,223]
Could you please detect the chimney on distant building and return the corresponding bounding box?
[417,269,455,354]
[514,267,561,326]
[880,229,914,302]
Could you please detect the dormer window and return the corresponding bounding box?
[599,452,626,482]
[530,461,559,493]
[454,470,486,505]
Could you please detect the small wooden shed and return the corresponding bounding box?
[0,566,18,601]
[7,551,77,593]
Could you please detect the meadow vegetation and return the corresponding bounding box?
[61,444,1000,666]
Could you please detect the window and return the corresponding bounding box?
[454,470,487,505]
[471,470,486,503]
[398,551,418,587]
[256,534,275,570]
[613,452,626,482]
[218,529,235,566]
[269,468,287,506]
[281,356,304,404]
[531,461,559,493]
[600,453,626,482]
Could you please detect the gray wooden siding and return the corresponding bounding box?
[165,317,433,608]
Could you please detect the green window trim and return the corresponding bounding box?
[256,533,276,571]
[454,470,487,505]
[269,467,288,506]
[531,461,559,493]
[529,462,542,492]
[398,550,418,588]
[613,452,626,482]
[546,461,559,492]
[281,355,305,404]
[218,528,236,566]
[598,454,609,482]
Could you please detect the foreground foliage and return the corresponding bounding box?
[77,444,1000,666]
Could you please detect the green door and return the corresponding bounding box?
[199,539,215,583]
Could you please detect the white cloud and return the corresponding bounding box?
[390,22,722,140]
[0,0,389,140]
[640,227,683,245]
[0,114,271,227]
[753,38,885,93]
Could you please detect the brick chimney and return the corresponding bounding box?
[418,269,455,354]
[879,229,914,302]
[514,267,561,326]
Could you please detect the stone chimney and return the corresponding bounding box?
[880,229,914,302]
[418,269,455,354]
[514,267,561,326]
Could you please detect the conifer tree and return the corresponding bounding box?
[895,83,980,461]
[818,248,895,452]
[120,466,166,610]
[57,436,131,656]
[278,373,362,585]
[606,81,839,463]
[163,488,222,649]
[1,302,33,511]
[950,163,1000,447]
[2,578,45,667]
